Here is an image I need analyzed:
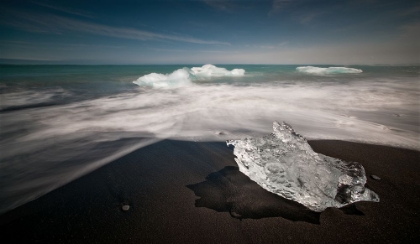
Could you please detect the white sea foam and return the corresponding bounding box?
[1,68,419,214]
[0,89,72,110]
[297,66,363,75]
[133,64,245,88]
[2,82,418,164]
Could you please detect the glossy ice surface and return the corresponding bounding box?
[227,122,379,212]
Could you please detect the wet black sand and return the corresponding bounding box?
[1,140,419,243]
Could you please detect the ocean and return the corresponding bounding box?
[0,64,419,214]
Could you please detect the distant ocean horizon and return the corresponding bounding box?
[1,64,419,214]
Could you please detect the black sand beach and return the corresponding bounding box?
[1,140,419,244]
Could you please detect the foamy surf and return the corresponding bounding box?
[0,64,418,215]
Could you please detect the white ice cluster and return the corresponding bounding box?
[190,64,245,77]
[297,66,362,75]
[133,64,245,88]
[226,122,379,212]
[133,68,191,88]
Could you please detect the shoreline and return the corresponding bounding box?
[1,139,419,243]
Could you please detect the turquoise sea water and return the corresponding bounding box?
[0,64,419,214]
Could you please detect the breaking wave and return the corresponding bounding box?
[133,64,245,88]
[297,66,363,75]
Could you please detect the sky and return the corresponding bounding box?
[0,0,419,64]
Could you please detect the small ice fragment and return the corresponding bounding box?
[226,121,379,212]
[371,175,381,180]
[122,205,130,211]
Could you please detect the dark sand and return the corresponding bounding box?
[0,140,419,243]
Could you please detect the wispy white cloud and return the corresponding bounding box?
[258,45,277,49]
[203,0,236,12]
[278,41,288,46]
[299,11,325,24]
[397,5,420,17]
[148,47,234,54]
[268,0,324,23]
[268,0,293,16]
[0,40,125,49]
[5,12,230,45]
[33,1,94,18]
[250,41,289,49]
[398,21,420,42]
[201,40,419,65]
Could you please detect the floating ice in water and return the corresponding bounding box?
[133,68,191,88]
[226,122,379,212]
[190,64,245,77]
[133,64,245,88]
[296,66,362,75]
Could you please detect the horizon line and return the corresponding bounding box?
[0,63,419,66]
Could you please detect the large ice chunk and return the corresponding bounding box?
[296,66,362,75]
[133,64,245,88]
[190,64,245,77]
[226,122,379,212]
[133,68,191,88]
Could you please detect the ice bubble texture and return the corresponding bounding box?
[296,66,362,75]
[226,122,379,212]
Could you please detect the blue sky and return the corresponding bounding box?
[0,0,419,64]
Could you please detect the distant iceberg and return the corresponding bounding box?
[190,64,245,77]
[297,66,362,75]
[133,68,191,88]
[226,122,379,212]
[133,64,245,88]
